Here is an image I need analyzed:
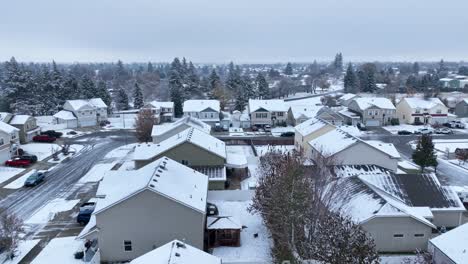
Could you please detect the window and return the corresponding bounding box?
[403,115,405,119]
[181,160,189,165]
[0,139,4,145]
[368,111,373,116]
[414,234,424,237]
[123,240,132,251]
[277,112,284,117]
[256,113,268,119]
[436,109,442,114]
[211,113,214,118]
[393,234,404,238]
[415,109,421,114]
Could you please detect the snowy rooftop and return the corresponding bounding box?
[207,216,242,230]
[353,97,396,110]
[94,156,209,214]
[365,140,401,159]
[340,93,358,101]
[88,98,107,108]
[151,116,211,137]
[9,115,32,125]
[309,128,357,156]
[130,240,221,264]
[429,223,468,264]
[289,105,323,119]
[66,98,107,110]
[403,97,445,109]
[338,108,360,118]
[0,112,12,122]
[53,110,76,120]
[183,100,220,113]
[135,127,226,161]
[294,117,331,136]
[145,101,174,109]
[248,99,288,113]
[334,164,393,178]
[0,121,19,134]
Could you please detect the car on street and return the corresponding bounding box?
[77,201,96,225]
[280,131,295,137]
[24,171,45,187]
[33,135,56,143]
[5,158,31,167]
[397,130,412,135]
[40,130,63,138]
[12,154,38,163]
[444,121,466,129]
[264,125,272,132]
[435,128,453,134]
[66,130,77,135]
[414,127,434,135]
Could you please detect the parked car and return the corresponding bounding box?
[280,131,295,137]
[67,130,77,135]
[397,130,412,135]
[12,154,38,163]
[206,202,219,216]
[222,124,229,131]
[435,128,453,134]
[5,158,31,167]
[451,121,466,129]
[24,171,45,187]
[77,202,96,225]
[415,127,434,135]
[41,130,63,138]
[264,125,272,132]
[33,135,56,143]
[357,123,367,131]
[251,125,259,131]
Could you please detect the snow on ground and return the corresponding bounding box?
[210,200,272,263]
[25,198,80,224]
[0,239,40,264]
[106,114,137,130]
[284,96,322,108]
[271,126,294,137]
[48,144,85,164]
[383,124,428,134]
[4,170,38,189]
[449,160,468,170]
[255,145,295,157]
[20,143,59,161]
[0,167,25,185]
[431,139,468,153]
[78,162,118,183]
[380,255,417,264]
[31,237,83,264]
[104,143,137,159]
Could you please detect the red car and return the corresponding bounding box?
[5,158,31,167]
[33,135,56,143]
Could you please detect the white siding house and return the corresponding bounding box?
[63,98,108,127]
[397,97,449,125]
[183,100,220,126]
[248,99,288,127]
[0,121,19,164]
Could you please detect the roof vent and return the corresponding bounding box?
[152,178,157,182]
[175,253,181,257]
[149,184,155,188]
[176,241,186,248]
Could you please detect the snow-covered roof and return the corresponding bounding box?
[183,100,220,113]
[88,98,107,108]
[0,121,19,134]
[289,105,323,120]
[135,127,226,161]
[145,101,174,109]
[334,164,393,178]
[430,223,468,264]
[338,108,360,118]
[151,116,211,137]
[9,115,32,125]
[248,99,288,113]
[309,129,357,156]
[353,97,396,110]
[340,93,358,101]
[94,156,209,214]
[53,110,76,120]
[0,112,12,122]
[65,98,107,110]
[207,216,242,230]
[365,140,401,159]
[294,117,331,136]
[402,97,446,109]
[130,240,221,264]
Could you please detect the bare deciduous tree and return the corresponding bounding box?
[0,211,24,261]
[134,109,157,143]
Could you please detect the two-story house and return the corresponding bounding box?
[63,98,108,127]
[348,97,396,126]
[183,100,220,127]
[8,115,41,143]
[248,99,288,127]
[0,121,19,164]
[397,97,449,125]
[142,101,174,123]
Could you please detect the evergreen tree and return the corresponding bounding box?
[256,73,269,99]
[115,88,129,110]
[344,63,358,93]
[169,58,184,117]
[96,80,112,112]
[225,62,242,93]
[412,62,420,75]
[333,52,343,74]
[284,62,293,75]
[133,82,144,109]
[208,69,227,109]
[3,57,29,112]
[186,61,200,96]
[80,75,97,99]
[242,75,256,99]
[147,62,154,73]
[412,134,438,172]
[458,66,468,76]
[268,68,280,78]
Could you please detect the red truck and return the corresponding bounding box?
[33,135,56,143]
[5,158,32,167]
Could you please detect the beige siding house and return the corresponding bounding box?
[293,118,335,155]
[348,97,396,126]
[397,97,449,125]
[8,115,40,143]
[0,121,19,164]
[79,157,209,263]
[248,99,288,127]
[287,105,323,126]
[142,101,174,123]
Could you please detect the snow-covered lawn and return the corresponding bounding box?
[104,143,137,159]
[380,255,416,264]
[271,126,294,137]
[449,160,468,170]
[25,198,80,224]
[0,239,40,264]
[78,162,118,183]
[210,201,272,263]
[105,114,137,130]
[4,170,38,189]
[20,143,60,161]
[48,144,85,164]
[0,167,25,185]
[255,145,295,157]
[432,139,468,153]
[284,96,322,108]
[383,124,429,134]
[31,237,83,264]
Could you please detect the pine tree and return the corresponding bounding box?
[256,73,269,99]
[116,88,129,110]
[208,69,227,109]
[169,58,184,117]
[412,62,420,75]
[333,52,343,74]
[225,62,242,93]
[3,57,29,112]
[187,61,200,96]
[284,62,293,75]
[80,75,97,99]
[412,134,438,172]
[96,80,112,112]
[133,82,144,109]
[147,62,154,73]
[344,63,357,93]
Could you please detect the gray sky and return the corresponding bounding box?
[1,0,467,63]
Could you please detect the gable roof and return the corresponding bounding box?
[65,98,107,110]
[183,100,220,113]
[365,140,401,159]
[9,115,33,125]
[94,156,209,215]
[352,97,396,110]
[88,98,107,108]
[134,127,226,161]
[130,240,221,264]
[207,216,242,230]
[294,117,331,136]
[289,105,323,120]
[309,128,358,156]
[333,164,393,178]
[402,97,446,109]
[317,107,344,120]
[145,101,174,109]
[151,116,211,137]
[0,121,19,134]
[429,223,468,264]
[248,99,288,113]
[340,93,359,101]
[53,110,77,120]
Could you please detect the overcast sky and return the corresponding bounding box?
[1,0,467,63]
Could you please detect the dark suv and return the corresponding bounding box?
[77,202,96,225]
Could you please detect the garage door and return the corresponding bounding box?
[0,149,10,164]
[366,120,380,127]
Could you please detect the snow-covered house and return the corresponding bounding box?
[53,110,78,129]
[338,108,361,126]
[309,129,400,171]
[294,118,335,153]
[152,116,211,144]
[335,169,465,253]
[429,223,468,264]
[183,100,220,126]
[8,115,40,143]
[0,121,19,164]
[396,97,449,125]
[316,107,344,126]
[142,101,174,123]
[63,98,108,127]
[454,99,468,118]
[231,110,250,128]
[78,157,209,263]
[287,105,324,126]
[130,240,221,264]
[248,99,288,127]
[134,128,227,189]
[339,93,360,107]
[348,97,396,126]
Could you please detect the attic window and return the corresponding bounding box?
[123,240,132,251]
